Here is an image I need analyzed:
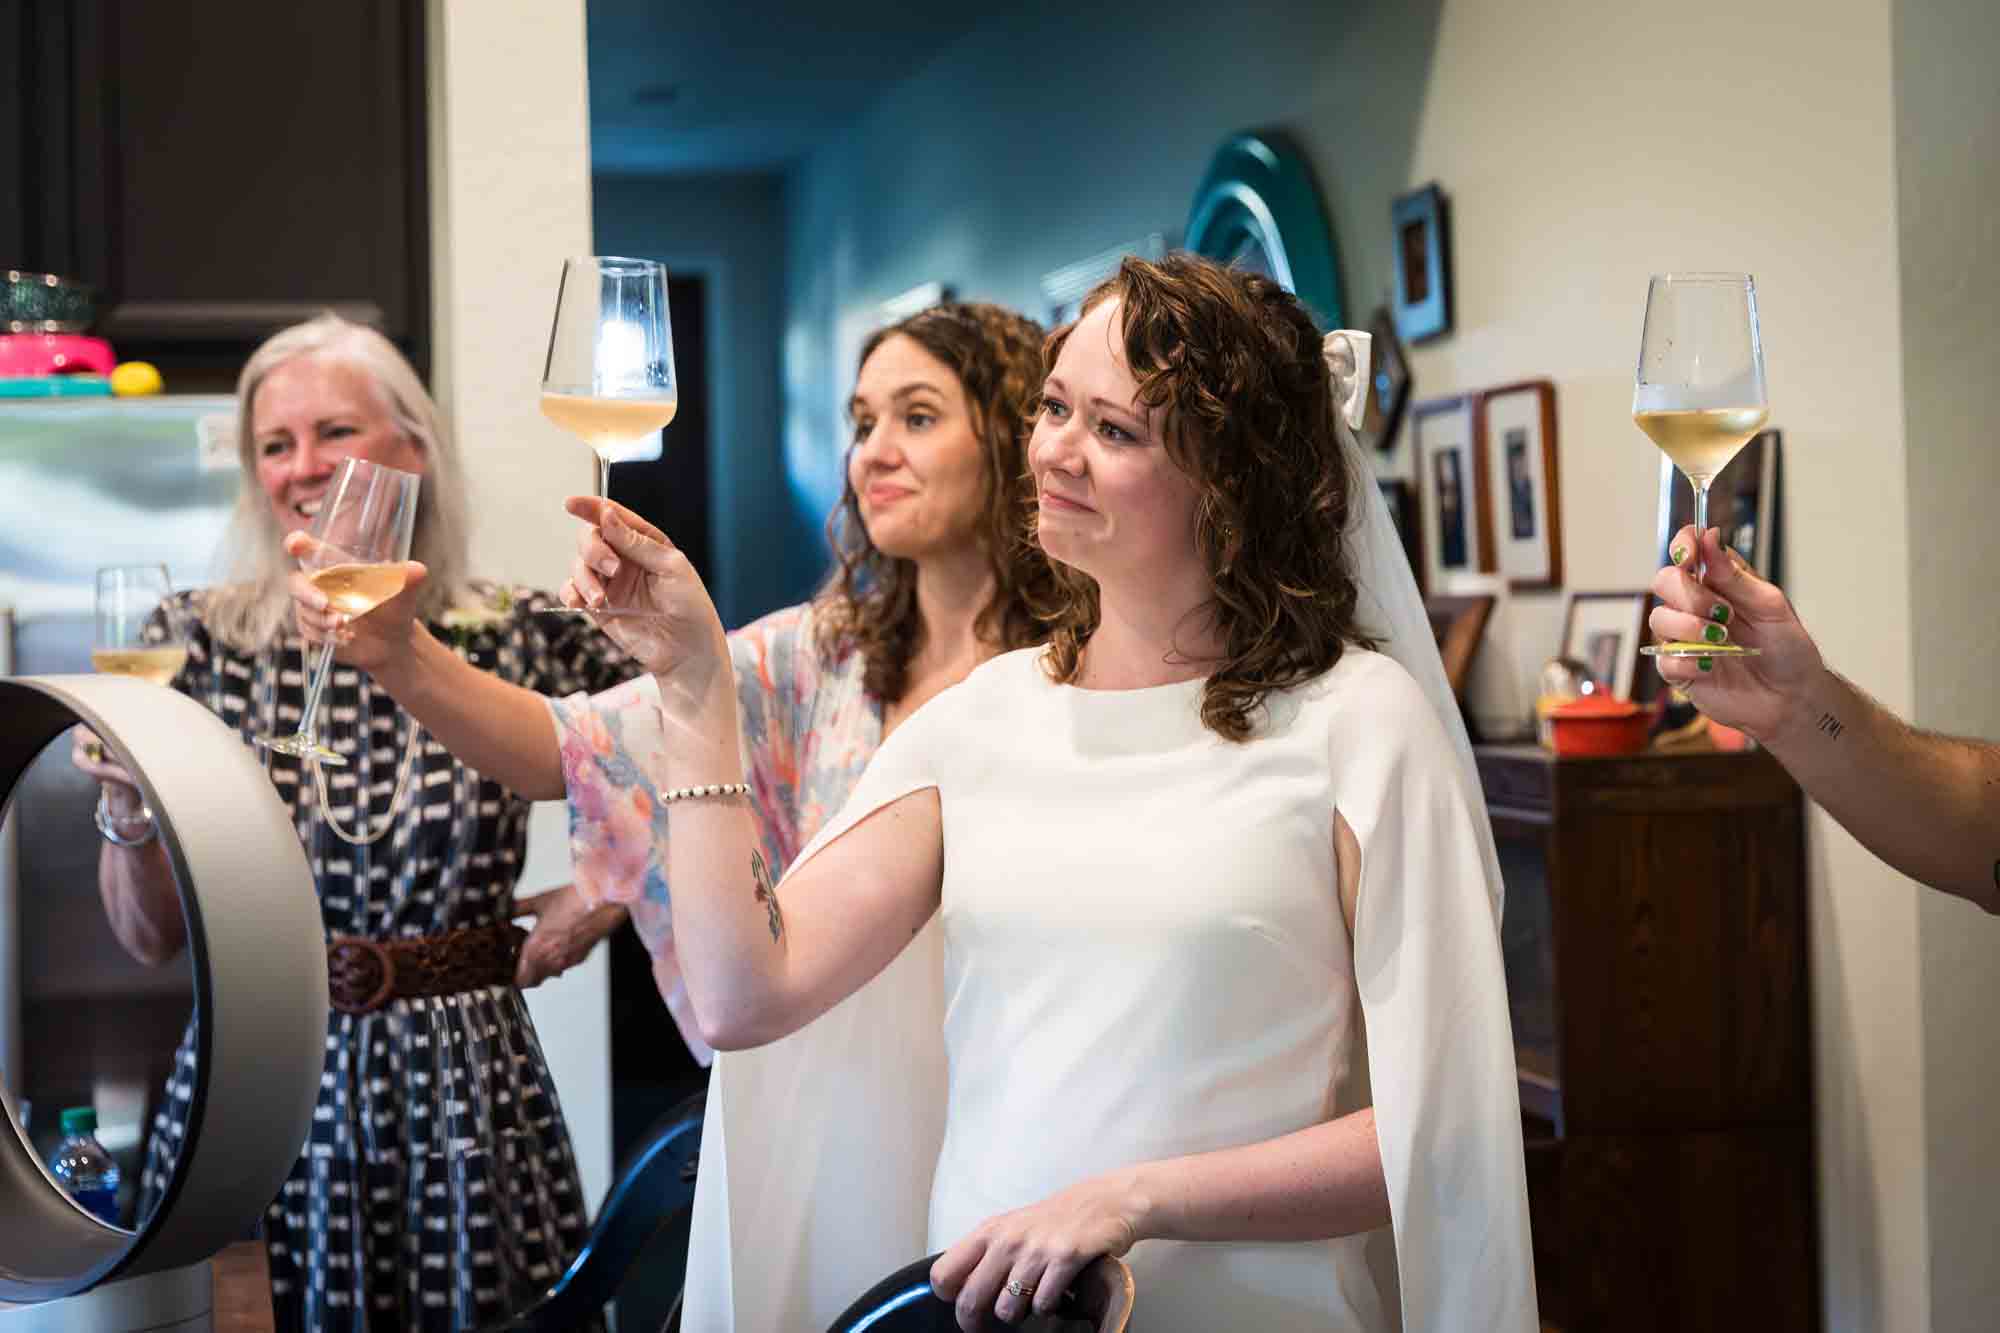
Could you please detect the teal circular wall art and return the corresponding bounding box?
[1185,130,1344,331]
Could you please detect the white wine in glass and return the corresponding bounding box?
[93,564,187,684]
[256,457,421,766]
[1633,273,1768,660]
[540,256,678,498]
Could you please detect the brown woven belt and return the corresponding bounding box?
[326,922,528,1015]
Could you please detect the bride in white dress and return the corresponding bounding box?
[562,252,1538,1332]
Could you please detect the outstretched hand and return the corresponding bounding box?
[561,496,729,693]
[1648,525,1823,742]
[284,531,428,672]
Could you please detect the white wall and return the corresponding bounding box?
[426,0,612,1215]
[780,0,1960,1325]
[1896,1,2000,1329]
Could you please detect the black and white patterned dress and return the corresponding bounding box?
[135,583,638,1331]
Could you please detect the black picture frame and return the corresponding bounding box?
[1377,477,1421,578]
[1391,183,1452,344]
[1358,305,1412,454]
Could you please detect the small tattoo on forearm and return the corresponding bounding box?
[751,848,783,943]
[1816,712,1845,740]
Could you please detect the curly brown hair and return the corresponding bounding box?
[1034,253,1375,741]
[814,301,1057,702]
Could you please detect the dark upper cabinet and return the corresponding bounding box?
[5,0,428,386]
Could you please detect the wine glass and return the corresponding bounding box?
[1634,273,1768,660]
[256,457,421,766]
[540,256,678,499]
[93,564,186,684]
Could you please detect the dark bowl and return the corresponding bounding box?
[4,270,97,333]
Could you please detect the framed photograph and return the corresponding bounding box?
[1376,477,1421,578]
[1424,593,1495,702]
[1478,379,1562,592]
[1411,395,1488,594]
[1356,305,1411,454]
[1562,590,1649,701]
[1656,428,1782,585]
[1040,234,1165,327]
[1391,183,1452,343]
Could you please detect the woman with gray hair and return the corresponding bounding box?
[68,313,641,1330]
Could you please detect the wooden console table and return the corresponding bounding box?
[211,1241,274,1333]
[1477,744,1818,1332]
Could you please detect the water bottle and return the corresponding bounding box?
[48,1106,121,1225]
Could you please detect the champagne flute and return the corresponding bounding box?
[256,457,421,766]
[1634,273,1768,659]
[93,564,187,684]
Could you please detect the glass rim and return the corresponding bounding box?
[565,255,668,277]
[331,455,421,482]
[1649,271,1756,286]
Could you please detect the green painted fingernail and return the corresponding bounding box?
[1703,622,1727,644]
[1671,546,1689,566]
[1698,657,1713,671]
[1710,602,1730,624]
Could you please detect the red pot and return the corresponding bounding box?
[1548,694,1649,757]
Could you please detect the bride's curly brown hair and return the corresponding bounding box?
[815,302,1057,702]
[1035,253,1375,741]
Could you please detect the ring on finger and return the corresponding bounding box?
[1004,1279,1036,1299]
[82,739,105,763]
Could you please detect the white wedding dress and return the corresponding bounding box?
[688,646,1536,1331]
[675,331,1536,1331]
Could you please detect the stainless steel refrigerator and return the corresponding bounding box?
[0,394,240,1219]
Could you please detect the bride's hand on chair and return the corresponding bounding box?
[930,1172,1141,1329]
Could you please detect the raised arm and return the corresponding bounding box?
[1652,526,2000,912]
[566,496,944,1048]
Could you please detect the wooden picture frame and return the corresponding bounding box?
[1478,379,1562,592]
[1561,590,1649,701]
[1391,183,1452,343]
[1425,593,1495,702]
[1411,394,1488,594]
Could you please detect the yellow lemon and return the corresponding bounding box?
[110,361,163,396]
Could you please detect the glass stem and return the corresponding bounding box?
[593,450,610,499]
[1691,480,1709,583]
[294,636,339,751]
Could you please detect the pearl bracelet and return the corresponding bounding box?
[661,782,751,804]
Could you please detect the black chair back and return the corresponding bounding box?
[475,1090,705,1332]
[826,1252,1133,1332]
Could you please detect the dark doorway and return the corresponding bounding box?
[604,272,712,1330]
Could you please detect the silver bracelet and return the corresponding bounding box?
[660,782,751,804]
[94,791,159,847]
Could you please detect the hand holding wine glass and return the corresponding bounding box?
[258,457,421,766]
[561,495,728,697]
[1633,272,1769,660]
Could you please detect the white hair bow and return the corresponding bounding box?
[1321,329,1374,432]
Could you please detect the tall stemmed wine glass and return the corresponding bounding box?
[1634,273,1768,659]
[256,457,420,766]
[540,256,678,499]
[93,564,187,684]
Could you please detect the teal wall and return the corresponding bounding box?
[780,0,1445,522]
[593,171,823,627]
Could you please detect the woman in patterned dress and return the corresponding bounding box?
[297,301,1055,1329]
[69,314,640,1330]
